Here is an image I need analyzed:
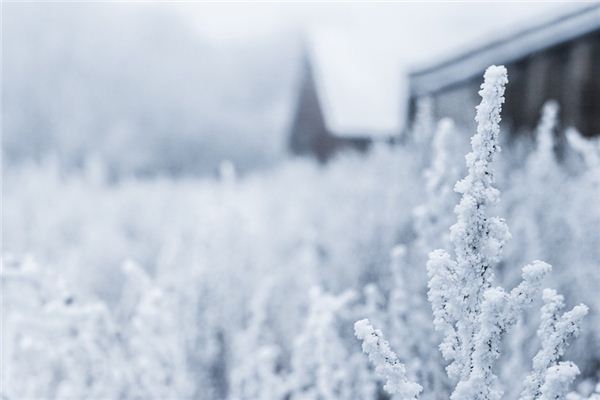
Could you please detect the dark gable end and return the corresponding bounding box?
[289,51,335,162]
[408,4,600,138]
[288,48,371,163]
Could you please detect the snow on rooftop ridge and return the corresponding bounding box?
[409,3,600,97]
[307,29,403,138]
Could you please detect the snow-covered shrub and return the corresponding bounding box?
[3,57,599,399]
[380,118,465,399]
[503,100,567,274]
[521,289,589,400]
[413,118,462,255]
[3,139,425,399]
[354,318,423,399]
[502,110,600,382]
[287,287,361,400]
[1,256,129,399]
[229,279,286,400]
[1,255,197,400]
[409,96,436,165]
[386,245,449,398]
[568,383,600,400]
[566,128,600,172]
[355,65,589,400]
[563,130,600,345]
[117,260,193,399]
[429,65,516,397]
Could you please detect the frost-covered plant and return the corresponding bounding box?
[387,245,449,398]
[411,96,435,146]
[229,279,286,400]
[539,363,581,400]
[414,118,461,254]
[1,256,198,400]
[359,282,387,338]
[503,114,599,382]
[287,287,358,400]
[1,257,129,399]
[354,319,423,399]
[566,128,600,172]
[118,260,193,399]
[5,52,600,399]
[504,100,566,269]
[397,119,462,398]
[387,245,416,358]
[563,128,600,329]
[355,65,588,400]
[500,106,600,392]
[409,96,436,169]
[427,65,512,389]
[347,283,389,400]
[568,383,600,400]
[530,100,560,178]
[520,289,588,400]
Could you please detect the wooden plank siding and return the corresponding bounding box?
[408,6,600,139]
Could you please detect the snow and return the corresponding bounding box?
[3,5,600,398]
[410,4,600,96]
[354,319,423,398]
[307,29,402,137]
[4,90,599,397]
[522,261,552,282]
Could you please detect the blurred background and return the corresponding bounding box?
[2,2,600,400]
[3,2,580,176]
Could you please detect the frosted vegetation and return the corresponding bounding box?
[3,66,600,399]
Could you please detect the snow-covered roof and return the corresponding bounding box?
[409,4,600,97]
[306,30,403,138]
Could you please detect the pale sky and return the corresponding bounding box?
[177,2,579,134]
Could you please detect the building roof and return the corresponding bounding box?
[409,3,600,97]
[305,30,403,138]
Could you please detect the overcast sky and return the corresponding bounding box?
[4,1,588,169]
[178,2,579,133]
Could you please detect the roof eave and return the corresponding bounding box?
[409,4,600,97]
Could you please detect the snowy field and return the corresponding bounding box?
[3,3,600,400]
[3,66,600,399]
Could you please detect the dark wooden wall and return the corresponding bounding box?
[289,56,371,163]
[409,30,600,139]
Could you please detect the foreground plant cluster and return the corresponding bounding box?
[3,66,600,399]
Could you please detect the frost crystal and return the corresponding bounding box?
[354,319,423,399]
[520,289,589,400]
[428,65,510,384]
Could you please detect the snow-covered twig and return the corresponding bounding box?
[354,319,423,399]
[520,289,589,400]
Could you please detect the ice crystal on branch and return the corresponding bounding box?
[520,289,589,400]
[534,101,559,169]
[425,66,586,400]
[353,65,589,400]
[414,118,460,253]
[428,65,510,383]
[288,287,357,400]
[539,362,580,400]
[354,319,422,399]
[451,261,551,400]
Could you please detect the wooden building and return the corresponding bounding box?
[288,37,399,163]
[288,52,371,163]
[408,4,600,138]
